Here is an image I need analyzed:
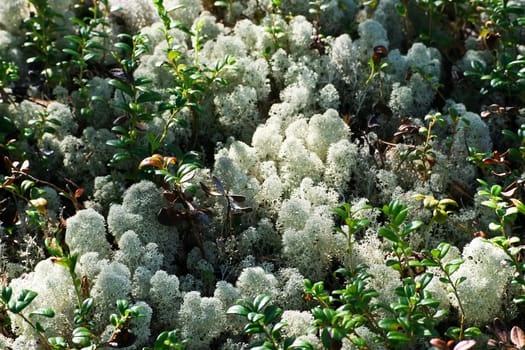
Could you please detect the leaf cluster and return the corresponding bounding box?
[227,295,314,350]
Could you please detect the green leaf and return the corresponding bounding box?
[510,199,525,215]
[81,298,94,314]
[109,78,133,96]
[72,326,92,346]
[117,299,129,315]
[391,302,410,313]
[455,276,467,286]
[385,259,401,271]
[114,42,132,53]
[247,312,264,323]
[226,304,250,316]
[30,308,55,318]
[460,327,479,337]
[111,125,129,136]
[106,139,126,148]
[1,286,12,303]
[110,152,132,163]
[137,90,162,104]
[378,227,399,242]
[393,207,409,226]
[264,305,282,324]
[48,336,68,348]
[433,309,448,319]
[444,258,464,275]
[321,328,333,348]
[253,295,271,312]
[21,180,35,194]
[378,318,401,331]
[331,206,348,219]
[112,100,132,112]
[244,323,264,334]
[491,185,502,196]
[109,313,119,327]
[9,289,38,313]
[134,77,153,86]
[62,48,81,57]
[513,295,525,304]
[481,200,498,209]
[436,242,450,259]
[489,222,502,231]
[439,277,452,284]
[387,330,411,342]
[419,298,440,308]
[83,52,98,62]
[402,220,423,235]
[272,321,286,334]
[64,35,82,45]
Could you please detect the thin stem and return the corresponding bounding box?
[17,313,54,350]
[440,265,466,340]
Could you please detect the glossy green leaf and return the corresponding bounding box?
[48,336,68,348]
[247,311,264,323]
[226,304,250,316]
[109,78,133,96]
[264,305,282,324]
[72,326,92,346]
[402,220,423,235]
[378,318,401,331]
[387,330,411,342]
[378,227,399,242]
[62,48,80,57]
[444,258,464,275]
[30,308,55,318]
[9,289,38,313]
[83,52,98,62]
[114,42,132,53]
[1,286,12,303]
[137,90,162,104]
[253,294,271,312]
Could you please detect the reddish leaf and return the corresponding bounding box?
[212,176,226,195]
[75,188,84,199]
[20,160,30,173]
[429,338,448,350]
[453,340,476,350]
[229,194,246,202]
[493,318,508,343]
[481,110,492,118]
[157,207,184,226]
[200,182,222,197]
[482,158,500,165]
[394,124,419,136]
[112,115,129,125]
[2,176,15,187]
[230,201,252,213]
[405,67,413,81]
[372,45,388,65]
[162,190,177,203]
[179,169,196,184]
[501,186,518,198]
[511,326,525,348]
[139,154,164,169]
[164,156,176,166]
